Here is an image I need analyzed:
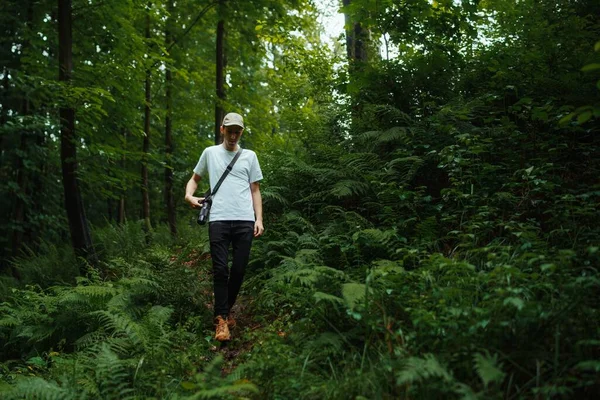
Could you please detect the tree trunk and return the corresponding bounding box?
[165,0,177,237]
[58,0,96,267]
[342,0,371,128]
[214,0,226,145]
[342,0,369,63]
[141,6,152,237]
[11,100,28,259]
[118,129,127,225]
[9,0,36,267]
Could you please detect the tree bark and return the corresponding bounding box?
[10,1,34,262]
[342,0,371,128]
[118,128,127,225]
[58,0,96,267]
[214,0,226,145]
[141,5,152,237]
[165,0,177,237]
[342,0,369,63]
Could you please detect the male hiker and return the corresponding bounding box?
[184,112,264,341]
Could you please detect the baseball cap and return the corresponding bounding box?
[222,112,244,128]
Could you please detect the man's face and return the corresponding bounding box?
[221,125,243,151]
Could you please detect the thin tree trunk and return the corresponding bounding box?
[342,0,370,128]
[214,0,226,145]
[11,100,28,259]
[58,0,96,267]
[118,128,127,225]
[10,0,34,263]
[165,0,176,237]
[0,68,10,163]
[141,6,152,237]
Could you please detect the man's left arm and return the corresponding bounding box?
[251,182,264,237]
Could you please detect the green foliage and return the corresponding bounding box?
[2,0,600,398]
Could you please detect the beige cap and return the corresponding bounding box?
[222,112,244,128]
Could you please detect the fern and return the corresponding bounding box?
[94,344,135,400]
[341,283,368,310]
[359,126,410,148]
[3,377,77,400]
[261,185,289,207]
[329,179,371,199]
[473,351,505,387]
[92,310,144,348]
[385,155,424,183]
[396,354,453,385]
[313,291,344,306]
[177,356,258,399]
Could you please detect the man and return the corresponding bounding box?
[185,112,264,341]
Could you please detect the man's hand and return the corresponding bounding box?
[185,194,204,209]
[254,220,264,237]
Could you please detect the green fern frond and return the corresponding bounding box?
[94,344,135,400]
[183,383,259,399]
[118,277,160,295]
[360,126,410,147]
[473,351,505,387]
[283,268,322,288]
[313,291,344,306]
[144,305,173,326]
[75,330,109,350]
[261,186,289,207]
[369,104,413,125]
[415,216,439,243]
[178,355,258,399]
[396,354,453,385]
[340,152,382,171]
[329,180,371,199]
[284,211,316,233]
[306,332,344,355]
[342,283,367,309]
[283,266,346,288]
[3,377,77,400]
[297,233,320,249]
[386,156,424,183]
[92,310,143,347]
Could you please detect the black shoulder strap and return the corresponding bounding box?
[207,148,243,198]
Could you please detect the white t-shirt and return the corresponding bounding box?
[193,145,263,222]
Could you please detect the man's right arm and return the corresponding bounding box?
[185,173,204,209]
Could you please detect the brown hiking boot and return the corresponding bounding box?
[227,313,236,329]
[214,316,230,341]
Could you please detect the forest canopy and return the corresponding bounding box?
[1,0,599,398]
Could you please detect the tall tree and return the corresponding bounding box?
[165,0,176,237]
[10,0,34,262]
[58,0,96,266]
[214,0,226,145]
[341,0,372,128]
[342,0,369,63]
[141,3,153,236]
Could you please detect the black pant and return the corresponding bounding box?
[209,221,254,318]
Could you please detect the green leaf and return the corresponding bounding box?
[503,297,524,311]
[181,381,196,390]
[342,283,366,309]
[474,352,505,386]
[26,356,46,367]
[595,41,600,52]
[577,111,592,125]
[581,63,600,72]
[314,291,344,306]
[575,360,600,372]
[559,112,575,125]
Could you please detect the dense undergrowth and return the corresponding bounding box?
[2,0,600,398]
[1,95,599,399]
